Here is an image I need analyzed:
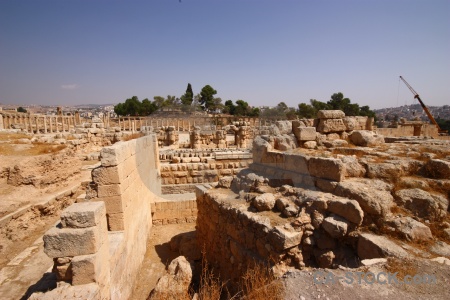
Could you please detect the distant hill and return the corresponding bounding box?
[73,104,115,108]
[374,104,450,121]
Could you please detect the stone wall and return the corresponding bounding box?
[151,198,197,225]
[39,135,162,300]
[196,185,363,290]
[377,123,438,138]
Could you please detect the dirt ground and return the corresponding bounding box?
[131,223,197,300]
[282,258,450,300]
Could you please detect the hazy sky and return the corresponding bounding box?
[1,0,449,109]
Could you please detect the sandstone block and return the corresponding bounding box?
[61,202,106,228]
[44,226,103,258]
[317,110,345,119]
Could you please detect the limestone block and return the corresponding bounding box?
[61,202,106,228]
[303,141,317,149]
[357,233,408,259]
[425,159,450,179]
[96,195,125,214]
[317,119,346,133]
[72,242,110,286]
[295,127,316,141]
[343,116,357,131]
[308,157,345,182]
[107,212,125,231]
[252,193,276,211]
[327,198,363,225]
[322,214,350,238]
[349,130,384,147]
[284,153,309,174]
[335,179,394,217]
[269,225,303,252]
[29,282,101,300]
[317,110,345,119]
[44,226,103,258]
[100,141,132,167]
[390,217,433,242]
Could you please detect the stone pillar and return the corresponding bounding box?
[0,114,3,130]
[128,118,131,131]
[49,117,53,133]
[44,116,48,133]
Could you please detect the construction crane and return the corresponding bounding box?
[399,76,447,134]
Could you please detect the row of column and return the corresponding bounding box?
[0,113,79,134]
[115,116,266,132]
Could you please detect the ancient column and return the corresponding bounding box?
[43,116,47,133]
[128,118,131,131]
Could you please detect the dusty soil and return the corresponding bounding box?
[0,132,99,298]
[282,258,450,300]
[131,223,197,300]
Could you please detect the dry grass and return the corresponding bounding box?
[237,262,284,300]
[0,143,67,156]
[0,132,30,142]
[196,256,226,300]
[385,257,418,281]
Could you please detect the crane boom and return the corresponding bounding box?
[399,76,445,133]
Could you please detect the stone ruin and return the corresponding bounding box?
[18,109,450,299]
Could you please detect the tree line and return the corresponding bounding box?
[114,84,376,120]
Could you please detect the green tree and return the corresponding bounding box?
[17,106,27,113]
[153,96,166,109]
[327,93,351,111]
[223,100,235,115]
[181,83,194,106]
[297,103,316,118]
[200,85,217,111]
[141,98,157,115]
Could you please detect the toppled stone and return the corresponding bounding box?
[327,198,364,225]
[395,188,448,221]
[357,233,408,259]
[390,217,433,242]
[350,130,384,147]
[322,214,350,238]
[252,193,276,211]
[303,141,317,149]
[340,155,366,178]
[334,179,394,217]
[217,176,234,188]
[269,224,303,251]
[150,256,193,299]
[425,159,450,179]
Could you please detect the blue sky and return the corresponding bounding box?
[1,0,449,109]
